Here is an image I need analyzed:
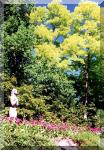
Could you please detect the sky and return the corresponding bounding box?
[36,1,104,12]
[100,0,104,6]
[33,0,104,5]
[60,0,104,4]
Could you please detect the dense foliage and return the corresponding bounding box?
[1,1,104,128]
[3,4,35,86]
[0,116,101,149]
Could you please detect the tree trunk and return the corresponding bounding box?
[84,53,90,120]
[85,61,89,106]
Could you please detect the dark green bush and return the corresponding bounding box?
[24,57,76,106]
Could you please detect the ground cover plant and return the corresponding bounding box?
[0,115,102,149]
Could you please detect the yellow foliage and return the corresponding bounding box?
[36,43,61,62]
[77,50,87,56]
[35,25,57,41]
[57,59,68,69]
[61,34,85,54]
[83,20,98,32]
[84,35,100,54]
[29,1,100,67]
[29,7,48,24]
[58,26,70,36]
[70,54,85,64]
[74,1,100,21]
[48,4,72,27]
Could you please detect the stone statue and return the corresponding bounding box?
[9,88,19,120]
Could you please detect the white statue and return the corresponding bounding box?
[9,88,19,120]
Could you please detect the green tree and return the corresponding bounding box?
[1,4,34,109]
[29,2,101,123]
[23,56,77,120]
[60,2,100,120]
[4,4,34,85]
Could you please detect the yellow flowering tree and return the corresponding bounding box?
[29,2,101,121]
[29,3,72,68]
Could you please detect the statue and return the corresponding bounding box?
[9,88,19,120]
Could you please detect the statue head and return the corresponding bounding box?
[11,88,18,95]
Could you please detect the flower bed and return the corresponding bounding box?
[0,115,102,149]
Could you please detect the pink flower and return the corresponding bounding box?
[30,120,38,126]
[15,118,22,125]
[89,127,101,133]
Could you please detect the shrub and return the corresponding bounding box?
[0,120,56,149]
[72,131,100,146]
[0,115,102,149]
[2,57,77,123]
